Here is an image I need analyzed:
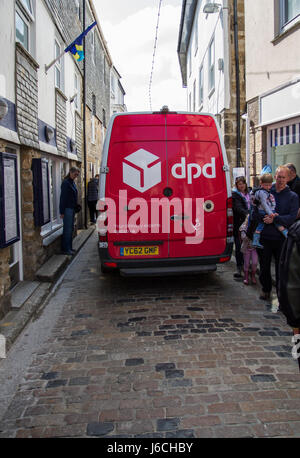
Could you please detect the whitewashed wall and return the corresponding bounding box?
[37,0,81,141]
[245,0,300,102]
[186,0,229,115]
[0,2,16,102]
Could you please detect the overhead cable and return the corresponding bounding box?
[149,0,163,111]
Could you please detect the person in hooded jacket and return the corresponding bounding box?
[87,174,99,223]
[232,176,250,278]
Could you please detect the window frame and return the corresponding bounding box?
[194,15,198,57]
[208,37,215,93]
[40,158,68,236]
[193,79,196,112]
[74,71,80,110]
[279,0,300,33]
[54,39,64,92]
[15,0,35,53]
[15,8,30,51]
[199,65,204,108]
[188,45,192,77]
[18,0,34,21]
[74,0,80,21]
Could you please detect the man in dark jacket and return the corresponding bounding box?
[59,167,80,255]
[259,166,298,301]
[284,163,300,219]
[87,174,99,223]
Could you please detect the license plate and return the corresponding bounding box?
[120,246,159,256]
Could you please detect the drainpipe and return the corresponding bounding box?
[233,0,241,168]
[83,0,87,228]
[242,113,250,184]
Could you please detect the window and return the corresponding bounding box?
[111,73,115,97]
[194,16,198,56]
[91,116,95,144]
[75,0,80,20]
[193,80,196,112]
[15,0,34,53]
[208,37,215,92]
[188,45,192,77]
[91,96,96,145]
[92,94,96,115]
[91,29,95,65]
[54,40,63,91]
[16,10,29,50]
[199,66,204,107]
[74,72,80,109]
[41,158,68,235]
[280,0,300,30]
[20,0,33,15]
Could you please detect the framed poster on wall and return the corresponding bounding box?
[32,158,51,227]
[0,152,20,248]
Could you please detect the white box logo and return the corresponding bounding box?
[123,149,161,193]
[0,334,6,359]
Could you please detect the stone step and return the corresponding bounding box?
[10,281,40,309]
[0,282,52,351]
[36,255,69,282]
[35,228,95,283]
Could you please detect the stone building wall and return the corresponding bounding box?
[223,0,246,181]
[15,43,39,149]
[55,88,68,156]
[85,106,103,180]
[20,149,45,280]
[247,97,267,187]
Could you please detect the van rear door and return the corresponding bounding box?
[105,114,169,260]
[166,114,228,258]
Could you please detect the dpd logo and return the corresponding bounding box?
[123,149,161,193]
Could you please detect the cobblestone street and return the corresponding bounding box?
[1,232,300,438]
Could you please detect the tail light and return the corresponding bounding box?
[104,262,117,268]
[226,197,233,241]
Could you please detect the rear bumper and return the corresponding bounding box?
[98,242,233,277]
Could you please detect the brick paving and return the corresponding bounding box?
[1,233,300,438]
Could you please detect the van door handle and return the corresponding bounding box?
[170,215,190,221]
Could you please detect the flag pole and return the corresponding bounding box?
[45,49,65,74]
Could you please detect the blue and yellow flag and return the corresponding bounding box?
[65,21,97,62]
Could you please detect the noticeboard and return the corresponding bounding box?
[0,152,20,248]
[32,158,50,227]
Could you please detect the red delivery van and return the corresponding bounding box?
[97,107,233,276]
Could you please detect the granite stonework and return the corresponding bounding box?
[0,0,112,319]
[55,88,68,156]
[247,97,267,187]
[15,43,39,149]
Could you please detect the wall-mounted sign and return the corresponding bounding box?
[32,158,50,227]
[0,152,20,248]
